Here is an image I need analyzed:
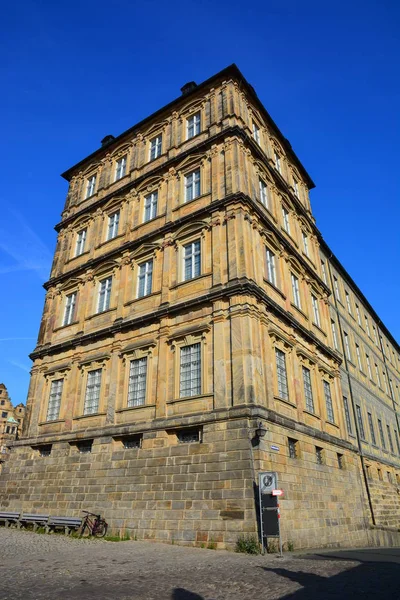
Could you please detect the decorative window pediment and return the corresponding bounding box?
[92,259,119,278]
[136,174,163,194]
[110,142,131,159]
[130,243,160,260]
[173,220,209,242]
[176,152,206,174]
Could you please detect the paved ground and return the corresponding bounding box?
[0,528,399,599]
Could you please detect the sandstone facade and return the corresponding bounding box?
[1,65,399,549]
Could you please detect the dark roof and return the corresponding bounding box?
[61,64,315,189]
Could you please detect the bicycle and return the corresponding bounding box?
[79,510,108,538]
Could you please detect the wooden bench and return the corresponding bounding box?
[46,516,82,535]
[18,513,49,531]
[0,511,20,527]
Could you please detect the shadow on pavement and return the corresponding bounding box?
[171,589,205,599]
[260,560,400,599]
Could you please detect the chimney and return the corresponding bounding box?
[180,81,197,95]
[101,135,115,147]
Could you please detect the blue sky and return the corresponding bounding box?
[1,0,399,405]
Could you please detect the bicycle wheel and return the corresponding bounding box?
[79,522,90,538]
[93,520,108,538]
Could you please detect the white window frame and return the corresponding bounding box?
[302,366,314,413]
[183,240,201,281]
[107,211,120,241]
[127,357,147,407]
[291,273,301,309]
[356,344,362,370]
[274,151,281,174]
[331,320,339,350]
[345,291,352,315]
[252,122,260,144]
[275,348,289,400]
[355,304,362,326]
[366,354,373,379]
[321,260,327,284]
[302,231,309,257]
[184,169,201,202]
[333,276,341,302]
[282,206,290,234]
[149,135,162,161]
[97,276,112,313]
[323,380,335,423]
[375,363,381,387]
[46,379,64,422]
[85,175,97,199]
[259,178,269,208]
[144,191,158,222]
[187,112,201,139]
[311,294,321,327]
[180,343,201,398]
[137,260,153,298]
[75,228,87,257]
[83,369,102,415]
[344,332,352,361]
[365,315,371,337]
[115,156,127,181]
[293,178,299,197]
[63,291,77,326]
[266,248,276,286]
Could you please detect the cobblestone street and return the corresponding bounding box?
[0,528,399,599]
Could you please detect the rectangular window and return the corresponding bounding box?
[321,260,327,284]
[127,357,147,407]
[177,427,202,444]
[84,369,102,415]
[187,112,201,139]
[266,248,276,286]
[180,343,201,398]
[63,292,77,326]
[365,316,371,337]
[355,304,362,326]
[293,178,299,197]
[378,419,386,449]
[356,405,366,439]
[302,367,314,413]
[368,412,376,445]
[77,440,93,454]
[375,364,381,387]
[282,206,290,233]
[115,156,127,181]
[75,229,87,257]
[331,320,339,350]
[137,260,153,298]
[394,429,400,455]
[183,240,201,281]
[316,446,324,465]
[38,445,52,457]
[122,435,142,449]
[333,276,341,302]
[355,344,362,370]
[259,178,269,208]
[1,411,7,418]
[311,295,320,327]
[144,191,158,222]
[184,169,201,202]
[274,151,281,174]
[252,122,260,144]
[86,175,97,198]
[337,453,344,469]
[387,425,394,453]
[323,380,334,422]
[377,468,383,481]
[275,349,289,400]
[107,211,120,241]
[291,273,301,309]
[302,232,309,257]
[288,438,298,459]
[345,291,352,315]
[149,135,162,161]
[387,471,392,483]
[383,371,389,394]
[372,325,378,345]
[343,332,352,361]
[97,276,112,313]
[366,354,372,379]
[46,379,63,421]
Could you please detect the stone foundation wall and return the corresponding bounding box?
[368,478,400,529]
[2,411,395,550]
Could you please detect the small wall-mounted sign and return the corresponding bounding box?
[272,489,284,496]
[270,445,279,451]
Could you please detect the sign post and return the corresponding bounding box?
[258,471,283,557]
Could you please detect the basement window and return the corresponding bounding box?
[176,427,202,444]
[121,435,142,449]
[33,445,52,457]
[337,453,344,469]
[76,440,93,454]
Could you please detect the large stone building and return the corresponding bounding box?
[0,384,25,466]
[1,65,399,549]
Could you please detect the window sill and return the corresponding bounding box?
[168,394,211,405]
[290,303,309,320]
[263,278,286,299]
[303,410,321,420]
[53,321,79,332]
[148,152,166,164]
[131,213,166,232]
[172,193,210,211]
[66,250,90,264]
[124,291,161,307]
[280,228,298,247]
[73,412,107,421]
[115,403,155,413]
[274,395,297,408]
[312,322,327,337]
[257,201,277,223]
[86,307,117,321]
[96,232,125,249]
[171,272,211,290]
[38,419,65,426]
[325,420,340,429]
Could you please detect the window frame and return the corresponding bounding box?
[275,348,289,401]
[184,168,201,203]
[106,210,120,241]
[63,291,77,327]
[83,368,103,416]
[97,275,113,314]
[149,134,163,161]
[137,259,153,298]
[186,112,201,139]
[85,174,97,199]
[75,228,87,257]
[143,190,158,223]
[323,379,335,423]
[115,155,127,181]
[182,239,201,282]
[291,273,301,309]
[265,247,277,287]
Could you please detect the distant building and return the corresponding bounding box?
[0,384,25,464]
[0,65,399,549]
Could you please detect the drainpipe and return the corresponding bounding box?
[325,255,376,525]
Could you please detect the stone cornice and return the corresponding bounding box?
[32,278,341,366]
